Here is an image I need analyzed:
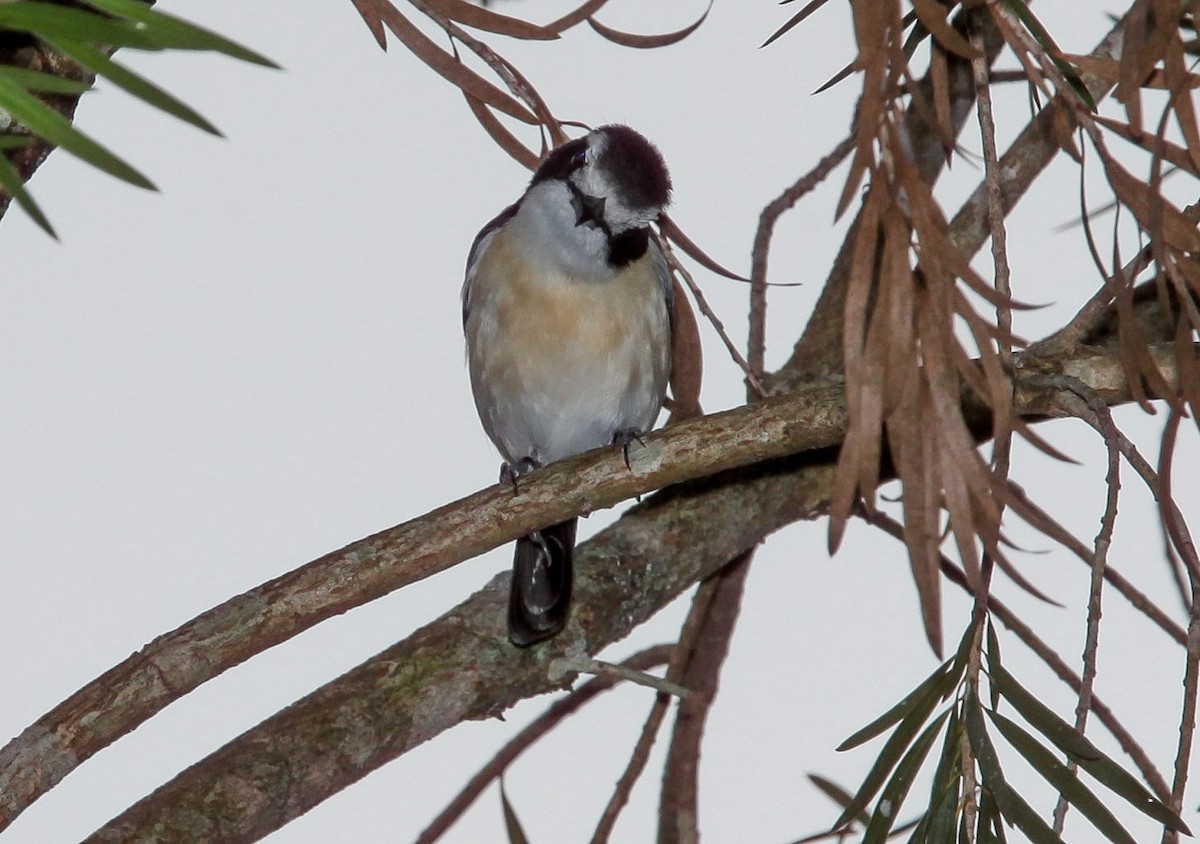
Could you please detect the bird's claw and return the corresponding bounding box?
[611,428,646,472]
[500,456,541,494]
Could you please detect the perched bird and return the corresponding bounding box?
[462,124,674,646]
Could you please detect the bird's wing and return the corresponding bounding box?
[462,201,520,328]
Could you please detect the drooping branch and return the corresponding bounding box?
[84,332,1194,842]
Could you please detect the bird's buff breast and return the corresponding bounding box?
[466,229,670,465]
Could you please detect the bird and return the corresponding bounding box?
[462,124,674,647]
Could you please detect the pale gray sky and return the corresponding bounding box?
[0,2,1196,841]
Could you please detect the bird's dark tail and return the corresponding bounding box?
[507,517,577,647]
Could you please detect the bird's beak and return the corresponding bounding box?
[569,184,607,230]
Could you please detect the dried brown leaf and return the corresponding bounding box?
[875,231,916,411]
[1162,35,1200,174]
[930,41,952,159]
[836,1,899,217]
[423,0,559,40]
[462,93,541,171]
[1094,114,1200,178]
[668,276,704,422]
[586,3,710,49]
[1064,53,1200,90]
[350,0,538,123]
[1113,274,1163,410]
[814,59,860,95]
[545,0,609,33]
[659,214,749,282]
[352,0,389,49]
[911,0,979,59]
[1174,315,1200,419]
[829,186,887,549]
[829,425,864,552]
[1116,8,1150,130]
[909,387,944,654]
[1103,155,1200,251]
[762,0,832,48]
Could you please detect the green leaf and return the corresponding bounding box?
[840,624,973,753]
[0,3,159,49]
[990,665,1100,760]
[949,616,981,675]
[985,620,1003,710]
[0,150,55,236]
[992,665,1190,834]
[964,690,1063,844]
[977,787,1007,844]
[80,0,279,67]
[48,38,220,135]
[499,780,530,844]
[989,710,1136,844]
[838,659,956,752]
[834,688,948,829]
[913,778,962,844]
[0,76,154,189]
[0,66,91,95]
[929,710,963,798]
[912,710,963,844]
[864,711,949,843]
[999,0,1096,110]
[807,774,868,826]
[994,780,1064,844]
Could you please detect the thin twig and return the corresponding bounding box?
[972,28,1013,478]
[588,695,671,843]
[415,645,674,843]
[1160,410,1200,844]
[410,0,566,146]
[658,551,755,844]
[961,49,1010,837]
[748,135,855,378]
[579,658,691,699]
[965,27,1007,802]
[1052,404,1121,833]
[660,236,766,398]
[1002,481,1186,644]
[590,570,726,843]
[1036,371,1200,584]
[1024,245,1153,361]
[987,579,1174,802]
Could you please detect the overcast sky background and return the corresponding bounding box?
[0,1,1198,841]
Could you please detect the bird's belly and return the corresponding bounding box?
[467,256,669,466]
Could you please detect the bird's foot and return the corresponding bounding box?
[500,456,541,494]
[611,428,646,472]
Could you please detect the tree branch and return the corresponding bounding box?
[0,380,849,832]
[657,551,753,843]
[83,332,1194,841]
